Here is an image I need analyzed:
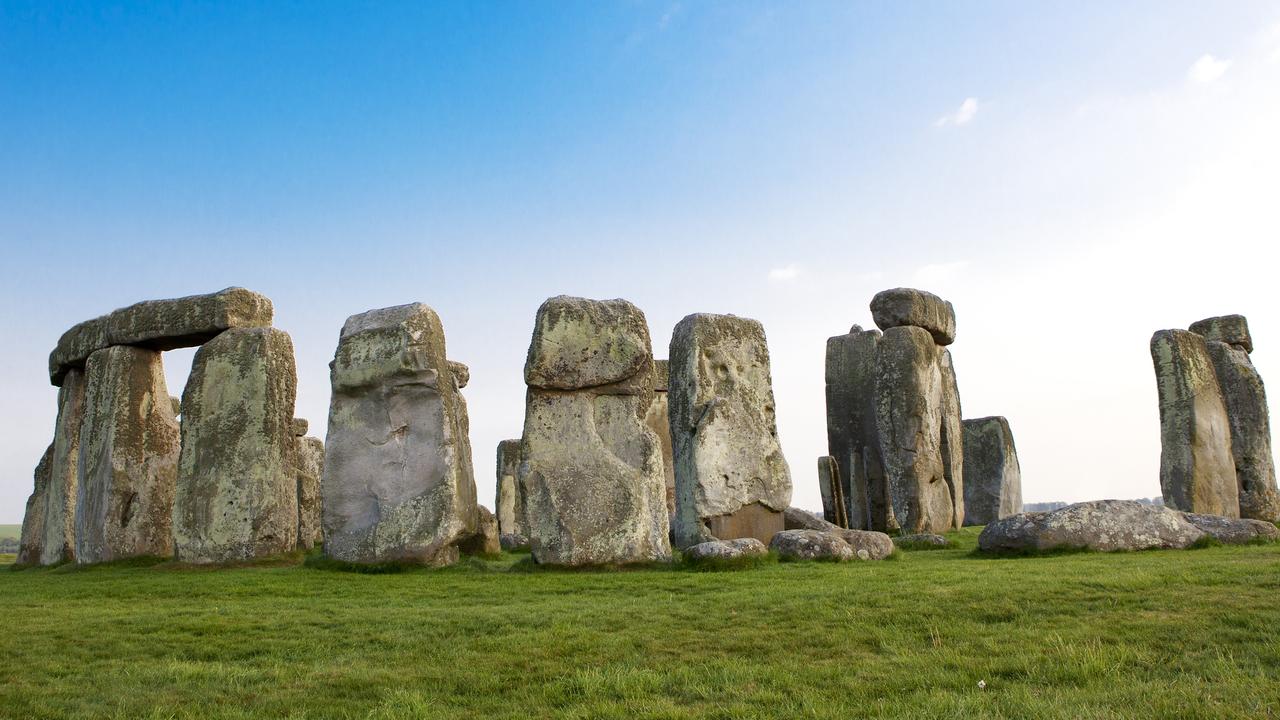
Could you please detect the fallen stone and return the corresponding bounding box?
[840,528,894,560]
[174,327,299,563]
[962,416,1023,526]
[296,436,324,551]
[321,304,477,566]
[938,347,965,528]
[495,439,525,542]
[1204,341,1280,522]
[669,313,792,548]
[784,506,839,532]
[977,500,1205,553]
[17,445,54,565]
[75,346,181,563]
[524,295,653,392]
[894,533,949,548]
[870,288,956,346]
[769,529,854,561]
[40,369,87,565]
[684,537,768,561]
[1151,330,1239,517]
[1190,314,1252,354]
[1181,512,1279,545]
[457,506,501,556]
[825,326,886,530]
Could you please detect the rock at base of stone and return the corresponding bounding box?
[17,445,55,565]
[894,533,950,548]
[961,416,1023,526]
[769,529,855,561]
[706,502,785,546]
[457,506,501,556]
[684,537,768,561]
[869,288,957,346]
[1204,341,1280,522]
[1190,314,1252,354]
[174,327,299,564]
[977,500,1205,553]
[1151,330,1239,518]
[499,533,530,551]
[1181,513,1279,545]
[296,436,324,551]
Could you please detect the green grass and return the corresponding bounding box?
[2,527,1279,719]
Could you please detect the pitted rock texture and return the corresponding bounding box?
[962,416,1023,526]
[683,537,767,561]
[669,313,792,548]
[1181,512,1280,545]
[524,296,653,392]
[825,326,886,530]
[40,369,87,565]
[49,287,273,385]
[17,445,54,565]
[1151,330,1239,517]
[1190,314,1252,354]
[894,533,949,548]
[938,347,965,528]
[457,505,501,556]
[643,382,676,515]
[321,304,477,566]
[291,418,309,437]
[1204,341,1280,522]
[876,326,954,534]
[296,436,324,550]
[175,327,299,563]
[495,439,526,543]
[75,346,180,563]
[448,360,470,389]
[652,359,670,392]
[769,529,855,561]
[870,288,957,346]
[978,500,1205,553]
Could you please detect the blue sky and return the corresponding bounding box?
[3,1,1280,520]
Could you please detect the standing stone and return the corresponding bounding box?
[1203,339,1280,521]
[962,416,1023,525]
[320,304,477,566]
[40,368,87,565]
[519,296,670,565]
[1189,314,1252,354]
[825,326,887,530]
[17,446,54,565]
[457,505,501,556]
[75,346,181,563]
[643,360,676,514]
[875,326,953,534]
[495,439,526,545]
[816,456,849,528]
[175,327,299,563]
[1150,330,1239,517]
[296,436,325,550]
[669,313,792,548]
[938,348,965,528]
[870,288,957,346]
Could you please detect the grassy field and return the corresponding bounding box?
[2,528,1279,719]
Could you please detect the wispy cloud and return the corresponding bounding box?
[1188,54,1231,83]
[768,264,801,282]
[934,98,979,127]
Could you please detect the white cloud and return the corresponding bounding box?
[1188,54,1231,83]
[934,98,979,127]
[912,260,969,287]
[768,264,801,282]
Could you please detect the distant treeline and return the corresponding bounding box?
[1023,498,1164,512]
[0,537,18,554]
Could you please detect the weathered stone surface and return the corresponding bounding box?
[876,326,953,534]
[684,537,767,561]
[321,304,477,566]
[1204,341,1280,522]
[962,416,1023,526]
[670,313,792,548]
[781,506,891,557]
[705,502,785,545]
[296,436,324,550]
[457,506,501,556]
[894,533,949,548]
[643,382,676,515]
[870,288,956,346]
[816,456,844,527]
[170,396,181,416]
[500,534,527,551]
[495,439,526,543]
[1190,314,1252,354]
[938,348,965,528]
[977,500,1205,553]
[291,418,309,437]
[40,369,87,565]
[784,506,838,532]
[1151,330,1239,517]
[652,359,669,392]
[769,529,854,561]
[524,296,653,391]
[17,445,54,565]
[825,326,886,530]
[75,346,180,563]
[448,360,470,389]
[1182,512,1279,544]
[175,327,299,563]
[49,287,273,385]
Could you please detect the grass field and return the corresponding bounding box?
[3,528,1279,719]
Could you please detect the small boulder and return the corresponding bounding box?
[684,537,768,561]
[769,529,854,561]
[1181,513,1280,545]
[894,533,949,548]
[870,288,956,346]
[457,506,501,556]
[499,533,529,551]
[978,500,1205,553]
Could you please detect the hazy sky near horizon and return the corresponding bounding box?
[3,2,1280,522]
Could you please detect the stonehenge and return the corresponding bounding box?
[495,439,527,549]
[518,296,670,565]
[643,360,677,516]
[669,313,792,549]
[962,416,1023,526]
[295,424,325,551]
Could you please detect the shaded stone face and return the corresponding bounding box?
[962,416,1023,526]
[705,502,784,546]
[824,327,886,531]
[174,327,299,563]
[816,456,842,527]
[669,313,792,549]
[870,288,957,346]
[1189,314,1252,354]
[40,368,87,565]
[978,500,1205,553]
[643,385,676,515]
[320,304,476,566]
[495,439,524,542]
[456,505,501,557]
[937,347,965,528]
[1204,341,1280,521]
[296,436,324,550]
[875,326,953,534]
[49,287,273,386]
[524,295,653,392]
[1150,330,1239,517]
[75,346,181,564]
[17,445,54,565]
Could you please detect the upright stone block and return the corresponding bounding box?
[938,347,965,528]
[644,360,676,515]
[1204,341,1280,521]
[40,368,87,565]
[519,296,670,565]
[669,313,792,548]
[495,439,525,543]
[75,346,181,563]
[320,304,477,566]
[175,327,299,563]
[17,445,54,565]
[875,326,953,534]
[870,288,956,346]
[825,327,886,530]
[1150,330,1239,517]
[961,416,1022,525]
[296,436,325,550]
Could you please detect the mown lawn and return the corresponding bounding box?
[2,528,1278,719]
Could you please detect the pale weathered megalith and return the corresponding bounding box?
[643,360,676,514]
[174,327,299,563]
[320,304,477,565]
[876,326,954,534]
[495,439,526,547]
[962,416,1023,526]
[780,507,893,559]
[75,346,181,563]
[1151,330,1239,517]
[1190,314,1252,354]
[938,347,965,528]
[870,288,957,346]
[519,296,670,565]
[1201,338,1280,522]
[669,313,792,549]
[1181,512,1279,544]
[40,368,87,565]
[49,287,273,385]
[17,445,54,565]
[978,500,1205,553]
[769,529,855,561]
[824,326,886,530]
[684,537,768,562]
[296,436,324,550]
